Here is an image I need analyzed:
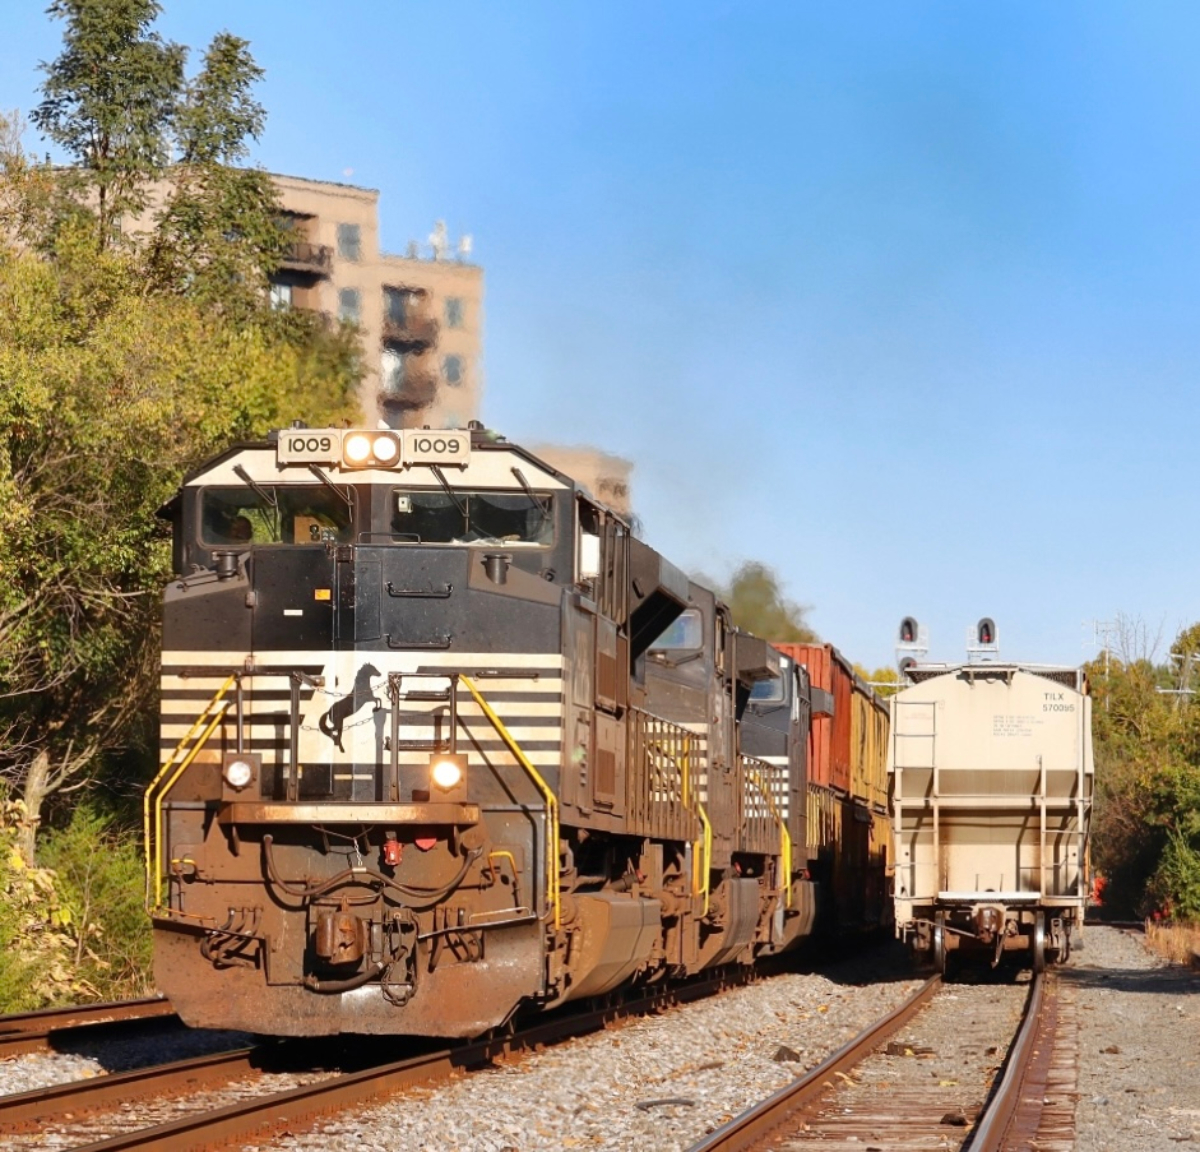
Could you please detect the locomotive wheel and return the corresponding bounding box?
[933,912,947,975]
[1032,911,1046,974]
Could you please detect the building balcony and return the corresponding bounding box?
[381,312,438,349]
[378,369,439,416]
[279,240,334,276]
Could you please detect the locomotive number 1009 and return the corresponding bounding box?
[277,433,339,463]
[402,431,470,466]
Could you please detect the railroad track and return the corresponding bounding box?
[0,998,178,1057]
[0,1044,267,1147]
[685,971,1076,1152]
[0,966,754,1151]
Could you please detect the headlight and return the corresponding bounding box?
[373,434,400,463]
[344,433,372,464]
[224,758,254,790]
[431,757,464,790]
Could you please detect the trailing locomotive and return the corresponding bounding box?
[888,663,1093,972]
[146,423,888,1037]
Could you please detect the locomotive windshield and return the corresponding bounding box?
[749,656,789,703]
[201,485,355,546]
[649,608,703,651]
[390,489,554,545]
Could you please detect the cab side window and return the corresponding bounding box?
[578,500,627,620]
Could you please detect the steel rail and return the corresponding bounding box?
[0,1046,259,1134]
[0,997,178,1057]
[63,968,753,1152]
[966,973,1049,1151]
[684,975,943,1152]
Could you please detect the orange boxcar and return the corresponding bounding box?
[774,643,862,796]
[775,642,892,933]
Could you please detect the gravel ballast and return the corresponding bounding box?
[0,1025,252,1097]
[266,961,925,1152]
[1071,925,1200,1152]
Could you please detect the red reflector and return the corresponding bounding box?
[415,836,437,851]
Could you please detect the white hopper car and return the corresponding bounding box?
[888,663,1093,972]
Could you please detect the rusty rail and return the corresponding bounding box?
[687,971,1055,1152]
[0,1046,258,1133]
[685,976,942,1151]
[966,974,1050,1151]
[0,997,177,1057]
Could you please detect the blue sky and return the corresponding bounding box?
[3,1,1198,669]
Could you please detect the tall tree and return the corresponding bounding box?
[145,32,285,312]
[31,0,184,250]
[0,222,359,865]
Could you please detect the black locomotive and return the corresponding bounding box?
[147,423,883,1036]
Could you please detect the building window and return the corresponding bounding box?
[338,287,361,323]
[383,286,410,327]
[381,347,405,394]
[337,223,361,262]
[445,297,464,329]
[269,282,293,310]
[442,354,463,386]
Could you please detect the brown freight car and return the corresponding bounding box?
[774,643,891,934]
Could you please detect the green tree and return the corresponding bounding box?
[3,7,365,869]
[144,32,286,314]
[32,4,296,316]
[1087,616,1200,919]
[715,561,817,643]
[0,8,363,1009]
[0,219,359,865]
[31,0,185,249]
[854,664,900,697]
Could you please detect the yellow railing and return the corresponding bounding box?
[693,800,712,916]
[144,674,236,911]
[744,765,793,908]
[459,675,561,930]
[627,710,695,842]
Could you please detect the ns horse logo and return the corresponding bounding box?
[318,663,382,752]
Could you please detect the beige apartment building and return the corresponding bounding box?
[273,176,633,515]
[119,170,633,513]
[268,175,483,430]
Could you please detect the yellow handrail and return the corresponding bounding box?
[693,800,712,916]
[744,765,793,908]
[144,674,236,910]
[459,675,560,930]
